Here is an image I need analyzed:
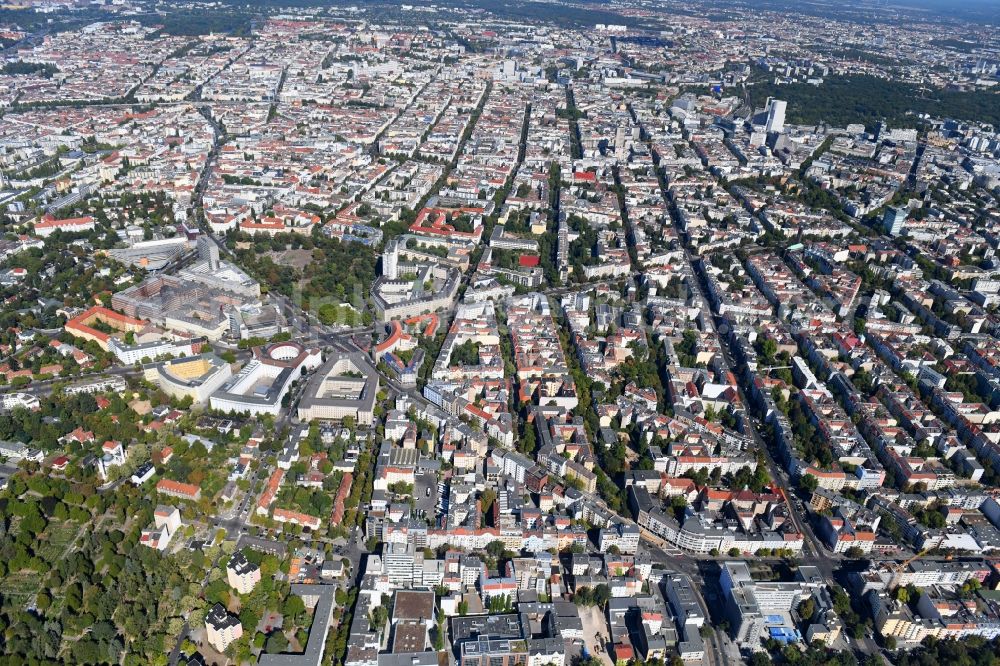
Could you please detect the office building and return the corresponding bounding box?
[883,206,908,236]
[297,352,378,424]
[765,99,786,134]
[210,342,322,416]
[144,353,233,405]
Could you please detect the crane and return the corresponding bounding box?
[888,547,934,588]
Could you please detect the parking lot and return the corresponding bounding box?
[414,472,438,514]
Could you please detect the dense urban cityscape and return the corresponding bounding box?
[0,0,998,664]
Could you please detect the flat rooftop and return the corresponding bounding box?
[391,623,427,653]
[298,352,378,415]
[392,590,435,623]
[450,613,524,643]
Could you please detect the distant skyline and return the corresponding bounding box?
[726,0,1000,24]
[894,0,1000,25]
